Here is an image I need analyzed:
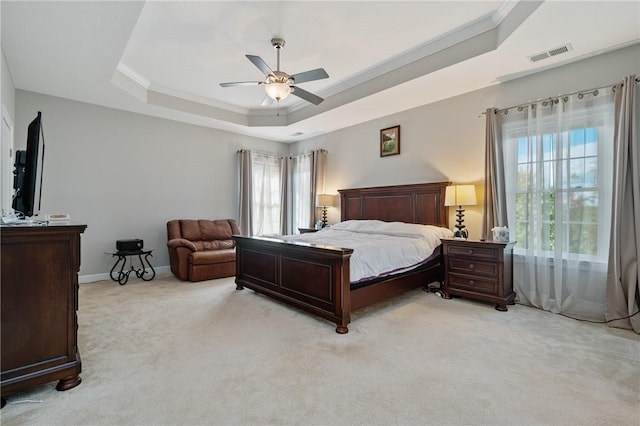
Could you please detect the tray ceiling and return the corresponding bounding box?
[3,1,639,142]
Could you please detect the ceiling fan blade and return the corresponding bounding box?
[220,81,263,87]
[291,86,324,105]
[291,68,329,84]
[261,94,275,106]
[246,55,274,76]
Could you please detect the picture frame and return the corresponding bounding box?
[380,125,400,157]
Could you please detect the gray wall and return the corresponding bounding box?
[290,43,640,238]
[1,47,16,211]
[11,43,640,281]
[1,48,15,123]
[14,91,287,281]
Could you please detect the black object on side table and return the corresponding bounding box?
[298,227,319,234]
[108,249,155,285]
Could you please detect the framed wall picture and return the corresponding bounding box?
[380,125,400,157]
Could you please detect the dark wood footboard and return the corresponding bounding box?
[234,181,450,333]
[233,236,444,333]
[234,235,355,333]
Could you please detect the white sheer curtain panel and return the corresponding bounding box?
[251,153,283,236]
[502,89,615,318]
[279,157,289,235]
[290,153,312,233]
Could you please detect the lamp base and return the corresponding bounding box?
[453,228,468,240]
[454,206,468,239]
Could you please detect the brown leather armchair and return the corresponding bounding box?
[166,219,240,282]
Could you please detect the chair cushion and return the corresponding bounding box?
[200,220,235,241]
[190,249,236,265]
[193,239,235,251]
[178,220,236,244]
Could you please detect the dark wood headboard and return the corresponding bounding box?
[338,182,450,227]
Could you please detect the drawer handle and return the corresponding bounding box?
[469,280,475,286]
[467,249,474,255]
[469,263,475,269]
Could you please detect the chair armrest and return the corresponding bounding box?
[167,238,198,252]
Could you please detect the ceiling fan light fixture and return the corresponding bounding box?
[265,82,291,101]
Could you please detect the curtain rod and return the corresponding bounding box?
[287,148,328,159]
[237,148,284,158]
[237,148,327,159]
[480,76,640,117]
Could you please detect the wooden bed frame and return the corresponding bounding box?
[233,182,450,333]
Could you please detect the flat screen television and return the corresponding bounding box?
[12,111,45,218]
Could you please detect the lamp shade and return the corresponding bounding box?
[445,185,477,207]
[265,82,291,101]
[316,194,334,207]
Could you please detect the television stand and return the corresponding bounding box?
[1,223,87,407]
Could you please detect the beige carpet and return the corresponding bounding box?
[1,273,639,425]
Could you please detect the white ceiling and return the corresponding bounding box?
[3,1,639,143]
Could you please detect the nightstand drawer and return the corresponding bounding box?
[445,244,498,260]
[448,258,498,276]
[449,274,497,294]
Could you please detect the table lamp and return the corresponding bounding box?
[316,194,334,228]
[444,184,477,239]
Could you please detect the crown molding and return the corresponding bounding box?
[112,1,543,128]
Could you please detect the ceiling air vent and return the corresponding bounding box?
[528,43,573,63]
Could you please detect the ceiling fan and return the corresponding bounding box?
[220,38,329,106]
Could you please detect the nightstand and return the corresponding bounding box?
[441,238,516,311]
[298,227,318,234]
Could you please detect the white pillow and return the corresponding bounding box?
[330,220,453,240]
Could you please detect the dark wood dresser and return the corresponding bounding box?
[1,223,87,407]
[441,238,515,311]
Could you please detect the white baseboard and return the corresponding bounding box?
[79,265,171,283]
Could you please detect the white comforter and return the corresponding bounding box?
[281,220,453,283]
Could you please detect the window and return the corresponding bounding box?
[513,127,605,258]
[239,149,325,237]
[500,91,615,316]
[503,95,614,264]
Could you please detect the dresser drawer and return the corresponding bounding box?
[445,244,499,260]
[448,258,498,276]
[448,274,497,294]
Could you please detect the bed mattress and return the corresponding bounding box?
[281,220,453,283]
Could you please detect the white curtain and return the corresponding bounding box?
[251,153,283,236]
[502,89,616,318]
[279,157,289,235]
[290,153,312,233]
